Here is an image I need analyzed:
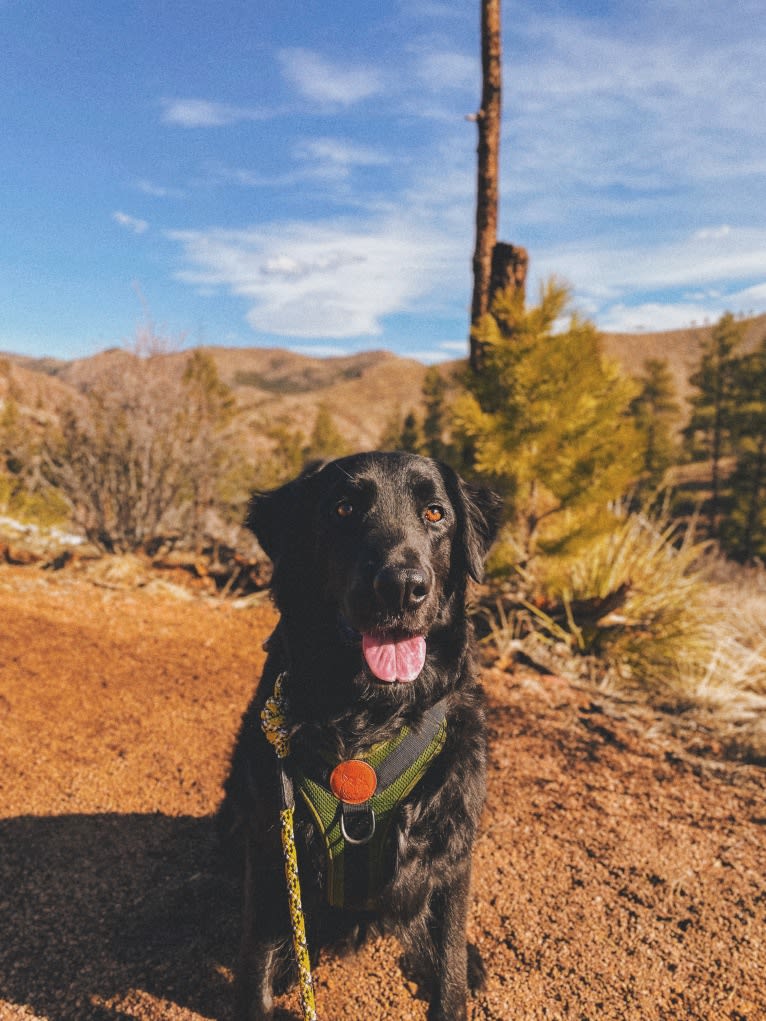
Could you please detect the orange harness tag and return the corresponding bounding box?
[329,759,378,804]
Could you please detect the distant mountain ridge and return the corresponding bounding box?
[0,345,435,454]
[3,313,766,448]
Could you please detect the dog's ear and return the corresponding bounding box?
[246,482,297,562]
[454,475,503,583]
[246,462,326,562]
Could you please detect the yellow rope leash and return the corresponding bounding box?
[261,674,318,1021]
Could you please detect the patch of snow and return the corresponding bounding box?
[0,515,85,545]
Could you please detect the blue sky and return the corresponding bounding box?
[2,0,766,363]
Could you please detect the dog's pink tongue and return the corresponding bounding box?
[362,634,426,683]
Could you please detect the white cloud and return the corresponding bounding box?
[160,98,273,127]
[499,10,766,237]
[694,225,733,242]
[161,7,766,349]
[536,227,766,302]
[728,281,766,310]
[435,340,470,354]
[297,137,390,178]
[112,211,148,234]
[199,141,390,192]
[598,302,721,334]
[260,255,307,279]
[168,217,456,339]
[414,50,477,93]
[134,179,185,199]
[260,250,365,279]
[200,162,299,189]
[278,47,384,106]
[530,224,766,336]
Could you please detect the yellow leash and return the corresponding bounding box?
[261,674,318,1021]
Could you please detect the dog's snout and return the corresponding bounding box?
[373,565,431,612]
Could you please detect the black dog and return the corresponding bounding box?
[219,451,501,1021]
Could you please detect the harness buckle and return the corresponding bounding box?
[340,804,376,846]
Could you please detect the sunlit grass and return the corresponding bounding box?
[486,510,766,761]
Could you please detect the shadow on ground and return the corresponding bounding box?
[0,813,239,1020]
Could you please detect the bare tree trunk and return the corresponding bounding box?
[490,242,528,308]
[470,0,502,373]
[743,435,766,562]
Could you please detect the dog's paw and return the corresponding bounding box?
[467,942,487,992]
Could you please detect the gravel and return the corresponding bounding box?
[1,565,765,1021]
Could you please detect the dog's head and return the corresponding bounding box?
[248,452,501,698]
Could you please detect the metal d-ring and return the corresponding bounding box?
[340,804,376,845]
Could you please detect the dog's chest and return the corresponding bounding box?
[291,704,448,910]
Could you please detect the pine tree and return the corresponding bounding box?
[378,408,423,456]
[684,312,743,535]
[400,411,422,454]
[455,280,642,560]
[724,337,766,560]
[422,367,448,461]
[630,358,680,495]
[304,403,348,461]
[181,350,238,549]
[0,390,23,476]
[257,423,307,489]
[378,406,404,452]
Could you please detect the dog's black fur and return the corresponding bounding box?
[219,451,501,1021]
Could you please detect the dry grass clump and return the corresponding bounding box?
[486,511,766,762]
[687,564,766,760]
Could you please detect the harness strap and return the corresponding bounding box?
[375,700,448,786]
[299,699,447,792]
[292,699,448,909]
[260,671,449,1021]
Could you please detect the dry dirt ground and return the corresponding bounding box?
[1,564,765,1021]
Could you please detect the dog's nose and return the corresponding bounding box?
[373,565,431,612]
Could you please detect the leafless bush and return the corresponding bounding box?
[41,331,247,552]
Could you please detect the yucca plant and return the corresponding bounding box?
[489,509,719,695]
[549,511,716,692]
[491,507,766,733]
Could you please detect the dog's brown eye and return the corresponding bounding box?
[424,505,444,523]
[336,500,354,518]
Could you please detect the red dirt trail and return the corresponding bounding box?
[1,565,764,1021]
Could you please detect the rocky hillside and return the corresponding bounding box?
[4,312,766,449]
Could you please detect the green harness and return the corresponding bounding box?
[260,675,447,1021]
[291,701,448,910]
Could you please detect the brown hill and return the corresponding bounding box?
[201,346,435,452]
[0,355,82,427]
[4,311,766,453]
[602,313,766,405]
[2,345,436,453]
